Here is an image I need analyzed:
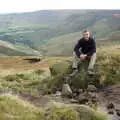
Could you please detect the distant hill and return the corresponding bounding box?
[0,10,120,56]
[0,45,29,56]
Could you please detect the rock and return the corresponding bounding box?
[106,102,115,109]
[87,85,97,92]
[72,88,83,96]
[78,88,83,93]
[70,99,79,103]
[72,93,78,98]
[63,76,70,83]
[88,92,97,98]
[61,84,72,97]
[74,88,83,95]
[49,61,71,76]
[91,97,98,103]
[78,93,89,104]
[108,109,114,114]
[106,102,115,115]
[55,91,61,96]
[116,109,120,116]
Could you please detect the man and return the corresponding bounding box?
[70,30,96,76]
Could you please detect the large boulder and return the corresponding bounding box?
[49,61,72,76]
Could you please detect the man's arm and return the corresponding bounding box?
[86,38,96,56]
[74,40,82,57]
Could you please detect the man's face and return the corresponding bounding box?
[83,32,90,40]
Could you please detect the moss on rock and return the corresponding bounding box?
[50,61,72,76]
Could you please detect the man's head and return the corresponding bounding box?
[83,30,90,40]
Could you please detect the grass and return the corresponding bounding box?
[0,69,48,94]
[0,94,107,120]
[0,44,118,120]
[44,44,120,92]
[97,44,120,85]
[45,104,107,120]
[0,44,119,94]
[0,94,44,120]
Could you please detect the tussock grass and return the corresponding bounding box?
[0,94,44,120]
[0,94,107,120]
[0,69,49,94]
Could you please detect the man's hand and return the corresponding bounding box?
[80,54,87,60]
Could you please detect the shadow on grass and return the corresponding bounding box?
[23,58,41,63]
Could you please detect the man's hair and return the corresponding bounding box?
[83,29,90,33]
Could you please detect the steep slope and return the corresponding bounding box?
[39,30,120,56]
[0,45,30,56]
[0,10,120,56]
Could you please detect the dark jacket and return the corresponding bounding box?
[74,37,96,57]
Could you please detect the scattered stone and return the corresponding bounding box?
[87,85,97,92]
[108,109,114,114]
[106,102,115,115]
[55,91,61,96]
[73,88,78,93]
[61,84,72,97]
[78,88,83,92]
[107,102,115,109]
[78,93,89,104]
[70,98,79,103]
[116,109,120,116]
[73,93,78,98]
[63,76,70,83]
[88,92,97,98]
[91,97,98,103]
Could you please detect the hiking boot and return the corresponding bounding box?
[87,69,95,75]
[69,69,78,77]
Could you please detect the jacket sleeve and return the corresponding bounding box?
[86,38,96,56]
[74,40,82,57]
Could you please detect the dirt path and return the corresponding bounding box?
[19,85,120,120]
[98,92,120,120]
[97,85,120,120]
[0,87,120,120]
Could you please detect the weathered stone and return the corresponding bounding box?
[61,84,72,97]
[108,109,114,114]
[55,91,61,96]
[78,88,83,93]
[106,102,115,109]
[91,97,98,103]
[78,93,89,104]
[88,92,98,99]
[49,61,71,76]
[73,93,78,98]
[116,109,120,116]
[87,85,97,92]
[70,99,79,103]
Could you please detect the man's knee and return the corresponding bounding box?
[91,53,96,60]
[88,53,96,69]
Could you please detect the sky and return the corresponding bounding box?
[0,0,120,14]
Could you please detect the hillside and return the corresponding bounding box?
[0,44,119,119]
[0,10,120,56]
[39,30,120,56]
[0,9,120,120]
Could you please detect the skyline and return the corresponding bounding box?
[0,0,119,14]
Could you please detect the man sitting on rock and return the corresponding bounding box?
[70,30,96,76]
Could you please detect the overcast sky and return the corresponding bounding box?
[0,0,120,14]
